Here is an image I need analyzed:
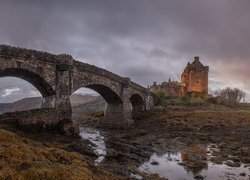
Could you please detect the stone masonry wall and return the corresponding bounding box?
[0,109,79,136]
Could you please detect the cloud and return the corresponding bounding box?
[0,77,41,103]
[0,0,250,102]
[1,87,21,97]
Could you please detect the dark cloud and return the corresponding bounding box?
[0,0,250,102]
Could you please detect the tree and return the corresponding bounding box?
[214,87,246,107]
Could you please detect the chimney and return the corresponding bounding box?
[194,56,199,62]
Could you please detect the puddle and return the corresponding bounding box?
[79,127,106,165]
[139,144,250,180]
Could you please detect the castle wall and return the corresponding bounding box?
[187,68,208,93]
[149,82,186,97]
[163,83,186,97]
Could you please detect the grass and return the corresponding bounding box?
[166,97,209,107]
[0,129,122,180]
[160,96,250,110]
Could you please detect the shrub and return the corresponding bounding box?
[154,90,166,106]
[170,96,191,106]
[190,97,209,107]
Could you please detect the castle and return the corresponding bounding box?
[149,56,209,97]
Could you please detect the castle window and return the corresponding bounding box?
[197,78,199,83]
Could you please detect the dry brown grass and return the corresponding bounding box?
[0,129,121,180]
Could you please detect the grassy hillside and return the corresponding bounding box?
[0,94,106,116]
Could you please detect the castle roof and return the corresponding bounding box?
[190,56,204,68]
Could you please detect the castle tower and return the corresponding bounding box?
[181,56,209,95]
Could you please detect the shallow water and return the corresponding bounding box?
[78,127,250,179]
[139,145,250,180]
[79,127,106,165]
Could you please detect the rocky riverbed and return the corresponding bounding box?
[0,106,250,179]
[79,106,250,179]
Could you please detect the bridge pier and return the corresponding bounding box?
[41,95,56,108]
[104,101,133,128]
[52,55,79,135]
[41,95,73,121]
[41,94,77,135]
[103,79,135,128]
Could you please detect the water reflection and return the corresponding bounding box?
[181,144,208,175]
[139,144,250,180]
[79,127,106,165]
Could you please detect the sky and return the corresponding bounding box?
[0,0,250,103]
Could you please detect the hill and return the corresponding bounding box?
[72,96,106,117]
[0,94,106,116]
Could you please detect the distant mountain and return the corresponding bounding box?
[0,103,12,113]
[72,96,106,117]
[70,94,100,107]
[0,97,42,113]
[0,94,106,116]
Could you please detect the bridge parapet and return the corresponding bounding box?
[74,60,130,84]
[130,81,149,93]
[73,60,149,93]
[0,45,59,64]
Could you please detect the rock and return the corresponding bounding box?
[106,148,120,157]
[225,160,241,167]
[239,172,246,176]
[243,164,250,168]
[194,175,204,180]
[151,161,159,165]
[211,156,225,165]
[228,155,240,162]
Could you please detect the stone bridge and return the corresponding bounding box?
[0,45,153,134]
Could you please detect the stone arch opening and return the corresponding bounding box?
[130,94,145,112]
[0,77,43,113]
[0,68,55,97]
[84,84,122,104]
[70,87,106,118]
[71,84,123,118]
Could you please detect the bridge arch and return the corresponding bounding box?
[84,84,122,104]
[73,84,122,104]
[72,83,124,126]
[0,68,55,97]
[129,93,146,112]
